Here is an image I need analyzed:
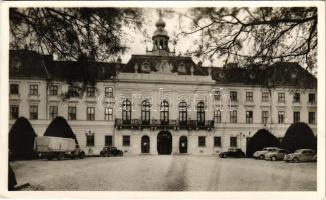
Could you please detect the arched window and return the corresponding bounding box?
[178,102,187,125]
[122,99,131,124]
[160,101,169,125]
[197,102,205,125]
[141,100,151,125]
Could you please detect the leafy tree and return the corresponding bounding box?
[177,7,317,71]
[10,7,143,97]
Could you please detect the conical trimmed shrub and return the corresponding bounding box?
[44,116,78,144]
[246,129,281,157]
[282,122,316,152]
[9,117,37,160]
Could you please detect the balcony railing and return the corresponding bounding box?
[114,118,214,131]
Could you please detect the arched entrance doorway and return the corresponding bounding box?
[179,136,188,153]
[157,131,172,155]
[141,135,150,153]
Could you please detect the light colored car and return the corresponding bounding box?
[284,149,316,162]
[253,147,280,160]
[265,149,290,161]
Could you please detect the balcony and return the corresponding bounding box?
[114,119,214,131]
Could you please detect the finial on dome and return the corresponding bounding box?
[155,9,166,28]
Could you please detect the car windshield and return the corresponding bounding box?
[295,149,303,153]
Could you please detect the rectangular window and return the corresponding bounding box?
[68,107,76,120]
[105,135,113,146]
[86,87,95,97]
[278,111,285,124]
[49,85,58,96]
[86,134,95,146]
[230,110,237,123]
[214,110,221,123]
[230,137,237,147]
[10,105,19,119]
[49,106,58,120]
[198,136,206,147]
[293,112,300,123]
[123,135,130,146]
[105,87,113,98]
[87,107,95,121]
[10,84,19,95]
[262,92,269,102]
[278,92,285,102]
[309,93,316,103]
[293,93,300,102]
[262,111,269,124]
[30,105,38,120]
[246,91,253,101]
[230,91,237,101]
[309,112,316,124]
[246,111,253,124]
[29,84,38,95]
[105,108,113,120]
[214,136,221,147]
[214,90,221,101]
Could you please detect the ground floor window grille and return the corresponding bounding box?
[214,137,221,147]
[123,135,130,146]
[198,136,206,147]
[105,135,113,146]
[230,137,237,147]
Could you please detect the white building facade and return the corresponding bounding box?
[9,18,317,155]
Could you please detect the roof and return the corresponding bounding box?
[210,62,317,88]
[121,54,208,76]
[9,49,317,89]
[9,50,52,80]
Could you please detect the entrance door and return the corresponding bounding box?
[179,136,188,153]
[157,131,172,155]
[141,135,150,153]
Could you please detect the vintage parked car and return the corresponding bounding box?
[100,146,123,157]
[253,147,280,160]
[284,149,316,162]
[265,149,290,161]
[219,148,245,158]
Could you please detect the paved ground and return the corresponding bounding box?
[10,155,316,191]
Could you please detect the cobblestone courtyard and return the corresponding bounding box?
[10,155,316,191]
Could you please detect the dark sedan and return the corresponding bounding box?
[100,146,123,157]
[219,148,245,158]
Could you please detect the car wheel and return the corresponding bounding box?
[79,152,85,159]
[271,156,277,161]
[293,157,299,163]
[259,155,264,160]
[58,153,65,160]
